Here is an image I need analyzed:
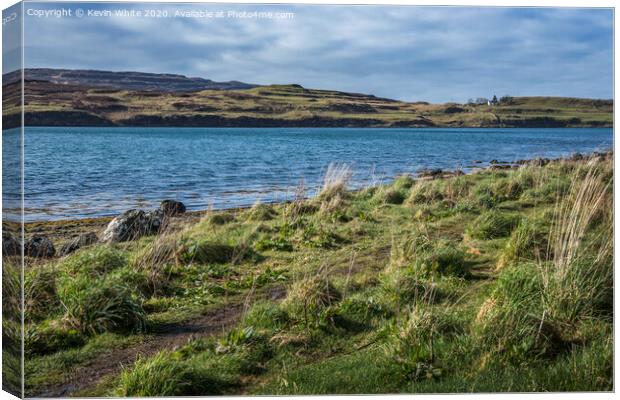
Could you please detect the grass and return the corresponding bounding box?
[57,274,146,335]
[466,210,520,240]
[498,217,549,268]
[282,269,342,328]
[115,352,227,396]
[23,154,613,396]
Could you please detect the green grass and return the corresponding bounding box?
[467,210,520,240]
[115,352,228,396]
[24,155,613,396]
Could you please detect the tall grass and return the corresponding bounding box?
[283,264,341,328]
[318,163,353,200]
[58,275,146,335]
[540,159,613,323]
[132,231,181,296]
[474,158,613,364]
[497,217,548,269]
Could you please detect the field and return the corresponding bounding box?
[3,153,613,396]
[2,78,613,128]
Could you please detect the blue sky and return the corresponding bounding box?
[11,2,615,102]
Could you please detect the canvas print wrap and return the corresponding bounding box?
[1,1,614,397]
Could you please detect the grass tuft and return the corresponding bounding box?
[58,275,146,335]
[498,217,548,268]
[247,202,277,221]
[61,245,127,276]
[209,212,236,225]
[317,163,353,202]
[116,352,225,396]
[467,210,520,240]
[541,159,612,323]
[283,271,341,327]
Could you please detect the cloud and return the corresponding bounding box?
[19,3,613,102]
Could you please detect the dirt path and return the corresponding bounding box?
[35,285,288,398]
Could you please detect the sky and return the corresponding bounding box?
[5,2,615,102]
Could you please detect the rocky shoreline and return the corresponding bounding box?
[3,111,612,130]
[2,150,612,261]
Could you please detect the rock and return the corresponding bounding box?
[160,200,186,216]
[59,232,99,256]
[2,232,20,256]
[418,168,443,179]
[592,151,612,160]
[25,235,55,258]
[569,152,584,161]
[145,209,166,232]
[527,157,550,167]
[102,209,166,243]
[489,164,514,170]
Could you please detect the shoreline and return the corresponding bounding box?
[14,149,612,247]
[2,125,614,132]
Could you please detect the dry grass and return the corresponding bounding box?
[317,163,353,201]
[132,231,181,296]
[283,264,341,327]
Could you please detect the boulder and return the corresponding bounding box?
[569,152,584,161]
[101,209,165,243]
[59,232,99,256]
[145,209,166,233]
[2,232,20,256]
[418,168,443,179]
[160,200,186,216]
[25,235,55,258]
[527,157,550,167]
[489,164,514,170]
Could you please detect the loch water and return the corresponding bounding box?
[2,127,612,221]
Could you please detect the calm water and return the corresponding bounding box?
[2,127,613,221]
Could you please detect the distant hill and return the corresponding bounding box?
[1,69,613,129]
[2,68,257,92]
